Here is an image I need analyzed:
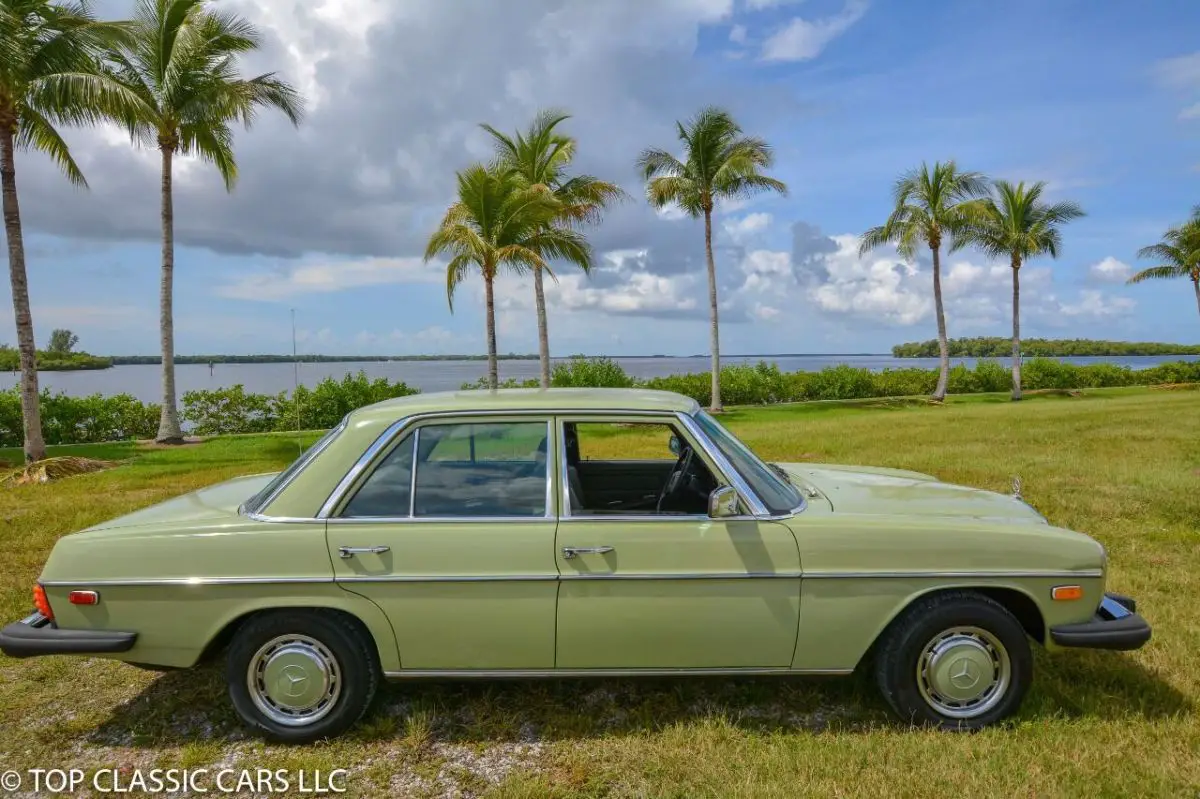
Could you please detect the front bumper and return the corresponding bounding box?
[1049,593,1151,651]
[0,612,137,658]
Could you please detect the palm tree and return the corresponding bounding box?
[859,161,988,401]
[107,0,303,442]
[424,163,593,389]
[957,180,1085,400]
[1128,207,1200,321]
[1,0,131,462]
[637,107,786,412]
[481,109,624,388]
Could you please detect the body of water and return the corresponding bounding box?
[2,354,1197,403]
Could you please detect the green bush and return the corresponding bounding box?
[182,371,420,435]
[0,389,157,448]
[551,356,637,388]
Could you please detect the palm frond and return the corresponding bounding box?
[14,103,86,186]
[1127,265,1187,284]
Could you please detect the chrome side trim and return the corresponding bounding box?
[560,572,802,581]
[557,515,761,523]
[39,577,336,587]
[336,574,559,583]
[802,569,1105,580]
[383,667,853,679]
[326,516,557,525]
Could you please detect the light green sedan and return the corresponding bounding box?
[1,388,1150,742]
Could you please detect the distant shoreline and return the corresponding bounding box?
[103,353,890,366]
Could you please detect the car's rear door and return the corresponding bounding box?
[325,415,560,671]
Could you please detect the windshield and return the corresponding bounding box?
[692,411,803,515]
[241,419,347,514]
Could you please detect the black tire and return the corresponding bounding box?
[226,610,380,743]
[873,590,1032,730]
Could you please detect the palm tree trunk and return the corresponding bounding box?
[0,124,46,462]
[704,207,722,412]
[156,144,184,443]
[534,267,550,389]
[1193,277,1200,321]
[1010,256,1022,401]
[485,273,498,390]
[930,244,950,402]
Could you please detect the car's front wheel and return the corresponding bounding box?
[874,590,1033,730]
[226,610,380,743]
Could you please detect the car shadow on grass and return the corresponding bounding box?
[86,650,1188,748]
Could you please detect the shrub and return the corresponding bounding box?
[0,389,157,448]
[181,385,276,435]
[551,356,636,388]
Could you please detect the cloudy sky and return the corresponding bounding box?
[6,0,1199,356]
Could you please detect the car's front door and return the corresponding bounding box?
[553,415,801,669]
[325,416,559,671]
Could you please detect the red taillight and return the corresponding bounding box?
[33,584,54,620]
[68,590,100,606]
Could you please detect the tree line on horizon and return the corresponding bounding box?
[891,337,1200,359]
[4,0,1200,462]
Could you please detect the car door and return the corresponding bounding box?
[553,414,801,670]
[325,415,560,671]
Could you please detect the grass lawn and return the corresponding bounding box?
[1,388,1197,797]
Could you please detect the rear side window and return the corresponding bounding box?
[340,433,415,518]
[338,420,549,518]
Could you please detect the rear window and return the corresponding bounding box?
[241,420,347,515]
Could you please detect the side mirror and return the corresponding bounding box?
[668,434,682,456]
[708,486,739,518]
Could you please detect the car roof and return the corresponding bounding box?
[347,387,700,424]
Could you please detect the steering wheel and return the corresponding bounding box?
[657,444,697,513]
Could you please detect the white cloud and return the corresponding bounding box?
[1154,52,1200,119]
[1088,256,1132,283]
[729,24,747,44]
[738,248,792,293]
[724,212,773,243]
[216,256,441,301]
[751,303,781,321]
[760,0,867,62]
[1058,290,1136,319]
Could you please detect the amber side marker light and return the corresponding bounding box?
[33,584,54,620]
[1051,585,1083,601]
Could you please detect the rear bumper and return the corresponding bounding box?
[1049,593,1151,651]
[0,612,137,658]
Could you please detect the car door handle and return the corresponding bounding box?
[562,545,614,559]
[338,545,390,559]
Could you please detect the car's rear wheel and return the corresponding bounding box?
[874,591,1032,730]
[226,610,380,743]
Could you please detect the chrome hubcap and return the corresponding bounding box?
[247,635,341,726]
[917,626,1010,719]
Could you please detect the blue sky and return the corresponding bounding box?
[6,0,1199,357]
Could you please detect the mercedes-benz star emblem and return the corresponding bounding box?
[279,665,310,697]
[949,658,980,690]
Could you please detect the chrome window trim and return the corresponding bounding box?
[674,411,772,517]
[556,413,767,521]
[326,516,557,526]
[383,667,852,679]
[687,410,806,518]
[243,418,348,516]
[322,416,554,521]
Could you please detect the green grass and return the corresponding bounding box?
[1,389,1198,797]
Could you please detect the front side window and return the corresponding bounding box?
[340,420,549,518]
[692,411,802,515]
